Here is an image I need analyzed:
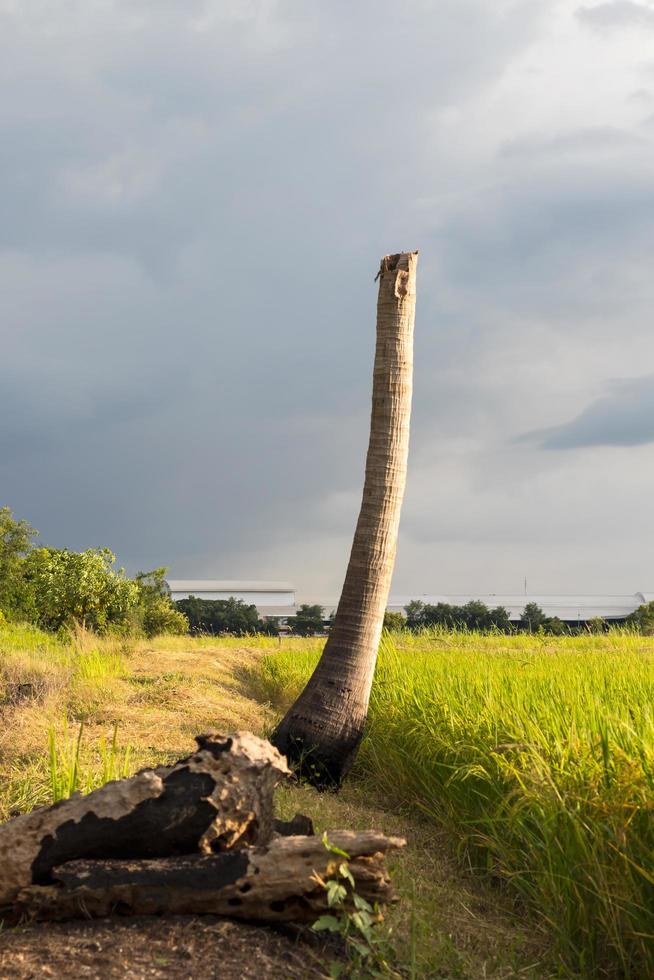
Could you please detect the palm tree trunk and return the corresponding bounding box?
[271,251,418,787]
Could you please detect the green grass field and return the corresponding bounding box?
[255,630,654,978]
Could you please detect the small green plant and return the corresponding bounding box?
[48,719,84,802]
[48,720,133,802]
[312,833,395,978]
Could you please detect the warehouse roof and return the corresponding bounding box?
[166,581,295,593]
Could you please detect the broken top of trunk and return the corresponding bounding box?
[0,732,290,907]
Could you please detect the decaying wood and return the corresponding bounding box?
[16,831,404,923]
[0,732,290,907]
[0,733,404,927]
[273,813,314,837]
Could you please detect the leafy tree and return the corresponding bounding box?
[0,507,37,620]
[585,617,606,635]
[544,616,566,635]
[175,595,271,635]
[461,600,494,630]
[405,600,513,633]
[520,602,548,633]
[290,604,324,637]
[489,606,512,632]
[23,547,139,632]
[383,610,406,631]
[133,568,188,637]
[423,603,461,629]
[626,602,654,636]
[405,600,425,629]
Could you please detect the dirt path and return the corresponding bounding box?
[0,916,328,979]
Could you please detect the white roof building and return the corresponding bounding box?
[165,580,296,617]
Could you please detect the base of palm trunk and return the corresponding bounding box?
[270,721,364,789]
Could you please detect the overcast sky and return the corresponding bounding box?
[2,0,654,596]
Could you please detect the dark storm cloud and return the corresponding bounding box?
[520,376,654,449]
[0,0,546,577]
[576,2,654,29]
[2,0,654,592]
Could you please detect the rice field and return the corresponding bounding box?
[255,629,654,978]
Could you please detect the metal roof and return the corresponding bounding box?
[257,605,299,617]
[166,581,295,593]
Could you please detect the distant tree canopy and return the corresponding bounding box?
[0,507,187,637]
[175,595,276,636]
[406,600,512,632]
[626,602,654,636]
[520,602,548,632]
[383,610,406,631]
[399,600,604,636]
[289,604,324,637]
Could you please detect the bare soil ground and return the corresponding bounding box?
[0,915,328,979]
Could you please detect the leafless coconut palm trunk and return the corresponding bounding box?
[271,251,418,787]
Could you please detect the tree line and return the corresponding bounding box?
[389,599,654,635]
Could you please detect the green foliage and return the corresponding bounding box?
[519,601,547,632]
[258,631,654,978]
[133,568,188,637]
[48,719,133,803]
[289,603,324,637]
[382,611,406,631]
[24,546,139,633]
[0,507,38,620]
[175,595,275,636]
[313,833,392,978]
[626,601,654,635]
[406,599,512,632]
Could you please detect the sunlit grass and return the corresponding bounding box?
[255,629,654,978]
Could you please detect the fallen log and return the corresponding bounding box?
[16,831,404,923]
[0,732,290,906]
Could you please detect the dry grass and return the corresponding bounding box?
[0,628,272,818]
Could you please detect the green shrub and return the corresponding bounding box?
[23,547,139,633]
[175,595,273,636]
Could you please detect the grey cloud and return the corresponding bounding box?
[520,376,654,449]
[576,2,654,30]
[501,126,645,157]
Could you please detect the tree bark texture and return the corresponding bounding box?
[15,831,403,923]
[271,252,418,786]
[0,732,290,907]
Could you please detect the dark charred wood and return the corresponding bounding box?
[15,831,405,923]
[0,732,290,906]
[272,814,314,837]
